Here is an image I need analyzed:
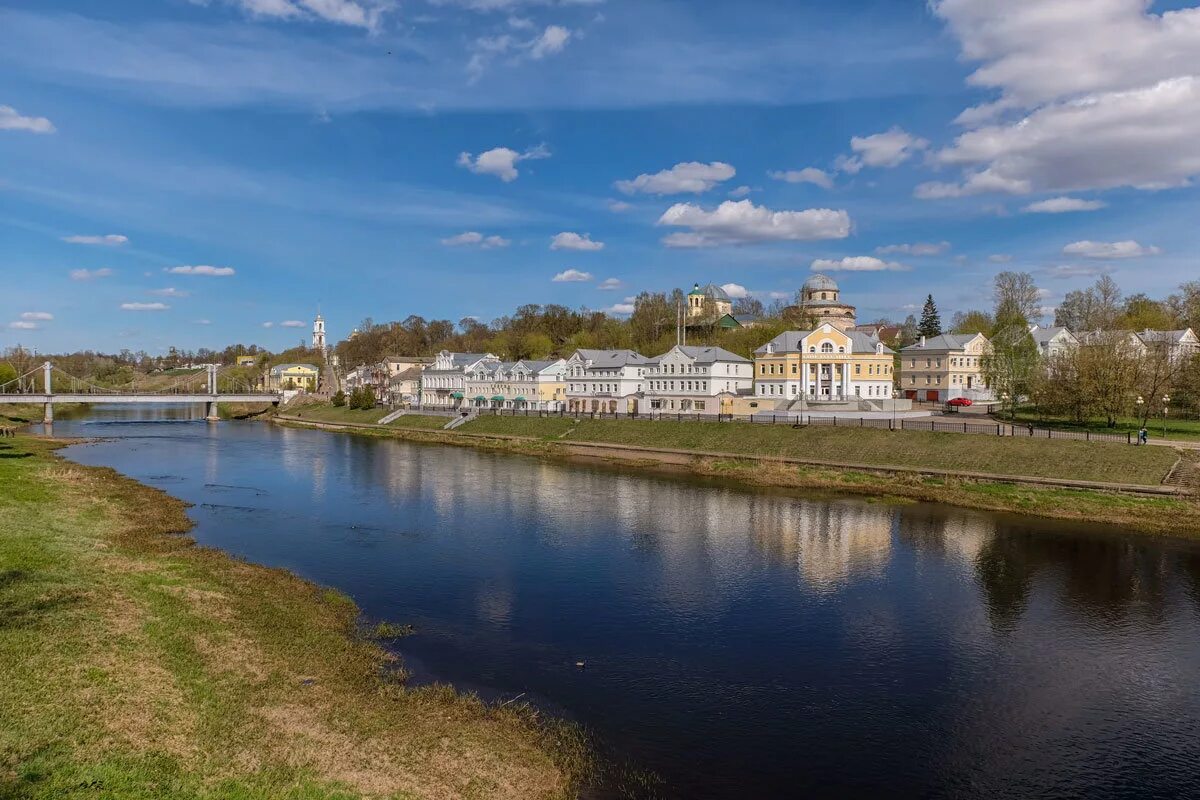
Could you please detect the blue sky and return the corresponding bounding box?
[3,0,1200,353]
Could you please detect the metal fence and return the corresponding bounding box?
[457,407,1138,444]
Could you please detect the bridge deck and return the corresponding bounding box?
[0,394,280,404]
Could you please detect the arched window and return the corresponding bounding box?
[838,347,845,353]
[809,346,816,353]
[821,342,834,353]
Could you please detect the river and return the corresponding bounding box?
[47,405,1200,799]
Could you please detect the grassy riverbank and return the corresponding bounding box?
[289,405,452,430]
[1001,409,1200,442]
[0,435,587,799]
[274,413,1200,537]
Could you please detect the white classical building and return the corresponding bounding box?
[638,345,753,415]
[564,349,652,414]
[463,358,569,410]
[419,351,499,408]
[754,324,896,405]
[1029,325,1078,359]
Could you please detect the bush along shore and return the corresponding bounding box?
[274,411,1200,538]
[0,434,589,800]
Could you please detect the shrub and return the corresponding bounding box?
[331,390,346,407]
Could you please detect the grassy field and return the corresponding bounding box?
[460,416,1178,486]
[288,405,452,430]
[0,435,586,799]
[1004,409,1200,442]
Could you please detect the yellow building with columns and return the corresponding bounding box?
[753,323,895,404]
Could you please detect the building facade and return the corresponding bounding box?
[1029,325,1078,359]
[638,345,753,415]
[462,358,569,410]
[267,363,320,392]
[686,283,734,319]
[419,351,499,408]
[899,333,992,402]
[312,313,326,353]
[565,349,652,413]
[793,274,857,330]
[753,324,894,405]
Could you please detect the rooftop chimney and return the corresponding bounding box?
[919,335,926,347]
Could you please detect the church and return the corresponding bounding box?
[788,274,857,330]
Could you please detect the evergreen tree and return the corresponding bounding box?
[918,294,942,338]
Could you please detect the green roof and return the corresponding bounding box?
[491,395,505,401]
[449,392,463,398]
[513,396,527,402]
[473,395,487,401]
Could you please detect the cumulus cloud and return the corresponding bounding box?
[467,24,573,81]
[768,167,833,189]
[597,278,623,290]
[550,231,604,251]
[924,1,1200,197]
[615,161,735,195]
[165,265,236,276]
[1022,197,1108,214]
[1062,240,1161,259]
[20,311,53,321]
[440,231,511,248]
[657,199,851,247]
[280,320,305,327]
[0,104,55,133]
[837,127,928,173]
[728,185,753,197]
[148,287,189,298]
[720,283,749,299]
[810,256,909,272]
[8,321,39,330]
[63,234,127,246]
[875,241,950,256]
[604,301,636,315]
[552,268,593,282]
[69,268,113,280]
[120,302,169,311]
[456,144,549,182]
[607,199,632,212]
[530,25,571,58]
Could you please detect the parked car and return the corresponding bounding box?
[946,397,973,407]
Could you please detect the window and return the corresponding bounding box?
[821,342,834,353]
[855,365,861,375]
[791,364,797,374]
[810,346,816,353]
[838,347,845,353]
[695,401,706,411]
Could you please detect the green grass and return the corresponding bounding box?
[1005,409,1200,442]
[458,416,1178,486]
[0,436,586,799]
[387,415,455,430]
[286,405,453,430]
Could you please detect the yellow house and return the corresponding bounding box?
[235,355,257,367]
[753,323,895,404]
[268,363,319,392]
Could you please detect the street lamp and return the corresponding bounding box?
[1163,394,1170,439]
[1000,392,1010,423]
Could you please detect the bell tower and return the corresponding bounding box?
[313,311,326,353]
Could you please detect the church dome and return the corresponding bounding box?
[803,273,839,293]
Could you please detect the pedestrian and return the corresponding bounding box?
[1139,426,1148,445]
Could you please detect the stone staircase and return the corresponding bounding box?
[443,411,477,430]
[377,409,407,425]
[1164,453,1200,493]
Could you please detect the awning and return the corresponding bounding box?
[473,395,487,402]
[449,392,463,398]
[513,396,527,402]
[491,395,505,402]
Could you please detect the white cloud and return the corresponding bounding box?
[280,320,305,327]
[8,321,39,330]
[1022,197,1108,214]
[1062,240,1161,259]
[165,265,236,276]
[1042,264,1112,279]
[989,254,1012,263]
[720,283,749,299]
[728,185,753,197]
[926,1,1200,196]
[604,302,636,315]
[657,199,851,247]
[262,321,275,328]
[875,241,950,256]
[552,268,593,282]
[69,267,113,280]
[810,256,909,272]
[914,169,1032,199]
[530,25,571,59]
[837,127,928,173]
[195,319,212,325]
[223,0,389,31]
[768,167,833,189]
[615,161,735,195]
[597,277,623,290]
[607,199,632,212]
[62,234,127,246]
[148,287,189,298]
[440,231,511,248]
[456,144,549,182]
[550,231,604,251]
[120,302,169,311]
[0,104,55,134]
[20,311,54,321]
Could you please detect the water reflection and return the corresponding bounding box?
[54,407,1200,800]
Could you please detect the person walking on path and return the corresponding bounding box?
[1139,426,1149,446]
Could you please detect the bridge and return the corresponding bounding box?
[0,362,282,424]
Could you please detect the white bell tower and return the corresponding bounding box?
[312,311,326,353]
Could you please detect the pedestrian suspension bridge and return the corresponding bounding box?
[0,362,282,423]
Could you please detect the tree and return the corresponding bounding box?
[993,271,1041,325]
[1119,293,1175,331]
[982,323,1039,419]
[950,310,994,335]
[331,390,346,407]
[733,296,764,317]
[898,314,919,348]
[918,294,942,338]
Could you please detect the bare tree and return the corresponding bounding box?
[993,271,1041,324]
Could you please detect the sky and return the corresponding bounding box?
[3,0,1200,353]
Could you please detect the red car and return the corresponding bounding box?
[946,397,973,407]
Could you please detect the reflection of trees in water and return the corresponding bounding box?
[974,533,1037,633]
[1177,551,1200,612]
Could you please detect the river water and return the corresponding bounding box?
[48,406,1200,799]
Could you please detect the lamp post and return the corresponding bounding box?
[1000,392,1010,424]
[1163,394,1170,439]
[1136,395,1144,426]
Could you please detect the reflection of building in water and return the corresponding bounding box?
[896,509,995,566]
[749,502,895,592]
